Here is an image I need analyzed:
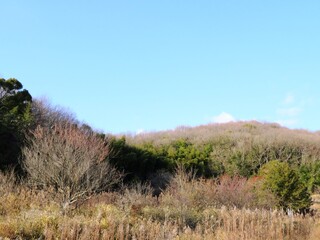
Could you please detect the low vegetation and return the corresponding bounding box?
[1,77,320,239]
[23,123,122,213]
[0,168,319,239]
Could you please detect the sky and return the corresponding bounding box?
[1,1,320,134]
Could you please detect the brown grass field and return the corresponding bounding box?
[0,169,319,240]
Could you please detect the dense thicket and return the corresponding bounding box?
[125,122,320,189]
[107,136,172,183]
[0,78,32,169]
[113,123,320,211]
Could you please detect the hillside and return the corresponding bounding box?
[108,121,320,192]
[1,78,320,238]
[128,121,320,150]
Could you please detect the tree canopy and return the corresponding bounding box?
[0,78,32,169]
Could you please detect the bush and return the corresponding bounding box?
[258,160,311,212]
[298,162,320,193]
[22,123,123,212]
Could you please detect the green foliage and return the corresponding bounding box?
[298,161,320,193]
[108,136,171,182]
[0,78,32,128]
[161,139,216,177]
[128,122,320,180]
[130,138,222,178]
[0,78,32,169]
[258,160,311,212]
[214,141,304,178]
[125,133,311,181]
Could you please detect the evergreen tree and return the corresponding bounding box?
[258,160,311,212]
[0,78,32,169]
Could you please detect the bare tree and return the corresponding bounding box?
[22,123,122,212]
[31,97,78,129]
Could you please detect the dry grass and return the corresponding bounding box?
[214,208,314,240]
[312,194,320,206]
[0,168,318,239]
[0,194,317,239]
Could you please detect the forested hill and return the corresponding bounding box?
[128,121,320,149]
[110,121,320,192]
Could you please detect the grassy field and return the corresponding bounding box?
[0,170,319,240]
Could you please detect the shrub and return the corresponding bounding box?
[22,123,123,212]
[298,162,320,193]
[258,160,311,212]
[212,175,277,209]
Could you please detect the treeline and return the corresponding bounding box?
[123,122,320,192]
[0,77,319,212]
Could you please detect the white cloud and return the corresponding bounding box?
[277,107,302,117]
[136,129,145,135]
[275,119,298,128]
[212,112,236,123]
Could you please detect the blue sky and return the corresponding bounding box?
[1,1,320,133]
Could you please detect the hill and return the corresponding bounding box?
[128,121,320,150]
[109,121,320,192]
